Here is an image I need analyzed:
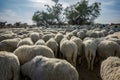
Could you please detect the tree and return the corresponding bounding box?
[64,0,101,25]
[32,11,48,26]
[32,0,63,27]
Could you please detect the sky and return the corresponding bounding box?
[0,0,120,25]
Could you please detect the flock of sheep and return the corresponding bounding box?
[0,25,120,80]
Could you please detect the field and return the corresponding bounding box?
[0,25,120,80]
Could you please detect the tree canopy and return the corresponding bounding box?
[32,0,101,26]
[64,0,101,25]
[32,0,63,27]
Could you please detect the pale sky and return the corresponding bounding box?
[0,0,120,24]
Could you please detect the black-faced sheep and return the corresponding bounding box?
[0,51,20,80]
[83,39,97,70]
[14,45,54,65]
[100,57,120,80]
[21,56,79,80]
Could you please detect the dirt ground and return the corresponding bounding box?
[76,59,102,80]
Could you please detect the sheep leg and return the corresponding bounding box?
[73,50,78,67]
[91,55,95,71]
[85,50,90,70]
[86,56,90,70]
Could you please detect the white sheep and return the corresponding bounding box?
[29,32,40,43]
[0,33,17,42]
[83,39,97,70]
[100,57,120,80]
[70,36,83,64]
[77,30,86,40]
[46,38,59,58]
[35,39,45,45]
[86,30,99,38]
[14,45,54,65]
[54,32,64,45]
[71,30,78,36]
[105,34,119,39]
[106,38,120,45]
[60,38,78,67]
[101,30,108,36]
[97,40,120,60]
[0,38,21,52]
[17,37,33,47]
[54,33,64,58]
[42,33,55,42]
[64,33,74,40]
[21,56,79,80]
[0,51,20,80]
[95,31,104,37]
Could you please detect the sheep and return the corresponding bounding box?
[70,36,83,64]
[71,30,78,36]
[105,37,120,45]
[17,37,33,47]
[100,57,120,80]
[83,37,104,45]
[83,39,97,70]
[54,33,64,58]
[97,40,120,61]
[17,34,28,39]
[54,32,64,45]
[14,45,54,65]
[77,30,86,40]
[35,39,45,45]
[0,33,16,42]
[46,38,58,58]
[29,32,40,43]
[95,31,104,37]
[108,30,115,34]
[38,32,43,39]
[64,33,74,40]
[105,34,119,39]
[86,30,99,38]
[21,56,79,80]
[0,51,20,80]
[0,38,21,52]
[60,38,78,67]
[101,30,108,36]
[42,33,55,42]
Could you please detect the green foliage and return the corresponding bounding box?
[32,0,63,26]
[64,0,101,25]
[32,0,101,26]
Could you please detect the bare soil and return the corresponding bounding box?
[76,59,102,80]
